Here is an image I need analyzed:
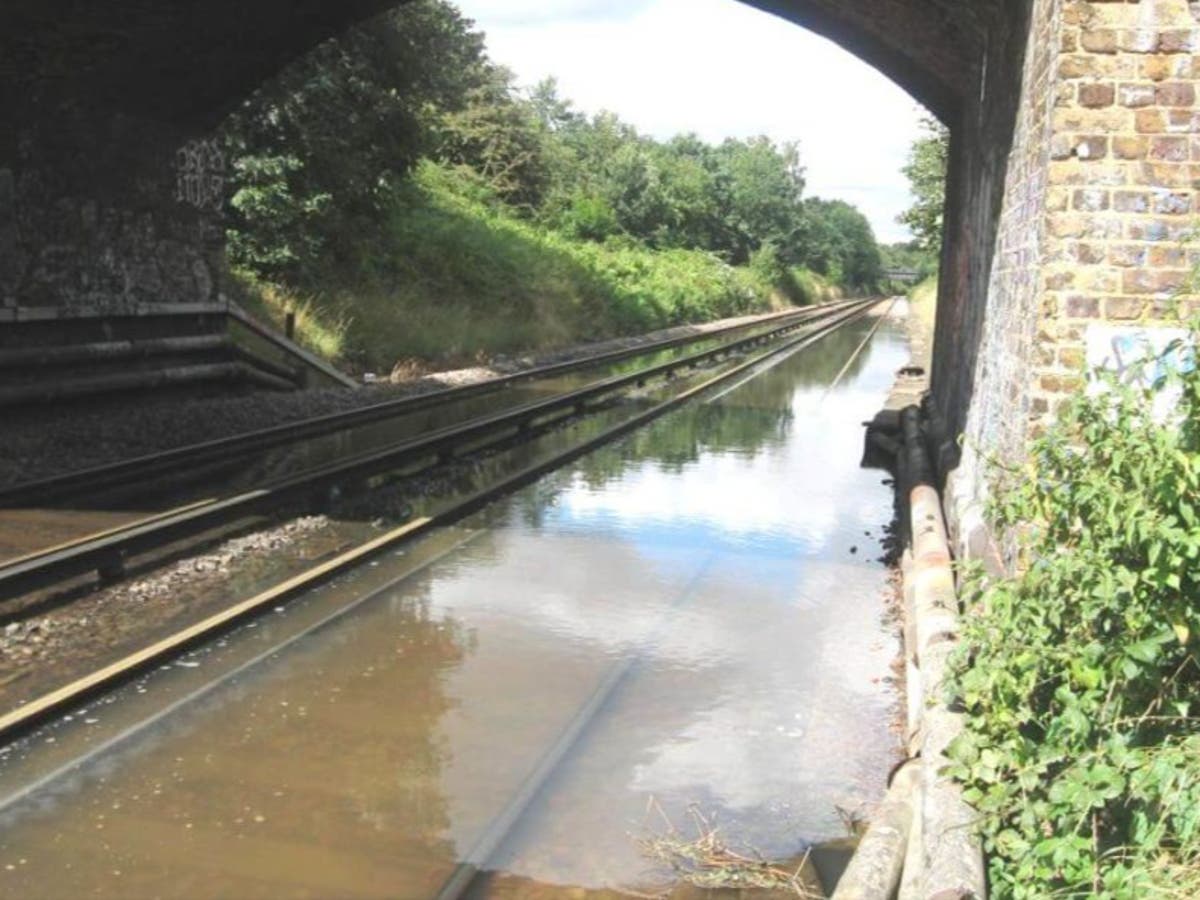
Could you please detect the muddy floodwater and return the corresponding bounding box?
[0,315,909,898]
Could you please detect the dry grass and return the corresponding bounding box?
[230,270,350,362]
[633,801,825,898]
[907,275,938,337]
[1145,852,1200,898]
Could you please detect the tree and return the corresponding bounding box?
[223,1,489,281]
[800,198,882,289]
[715,137,806,265]
[436,65,551,211]
[898,117,950,253]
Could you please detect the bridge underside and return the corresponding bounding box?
[0,0,1196,549]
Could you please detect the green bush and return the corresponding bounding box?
[559,192,621,242]
[947,326,1200,898]
[318,161,780,371]
[749,244,809,307]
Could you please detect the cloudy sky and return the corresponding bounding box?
[454,0,930,244]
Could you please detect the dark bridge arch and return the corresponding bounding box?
[0,1,990,130]
[1,1,1195,551]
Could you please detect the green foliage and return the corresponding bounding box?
[222,1,490,282]
[748,244,808,307]
[219,1,884,369]
[558,192,621,242]
[324,161,777,369]
[799,198,883,289]
[947,329,1200,898]
[898,117,949,253]
[436,64,551,211]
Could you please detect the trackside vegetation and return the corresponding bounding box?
[220,0,879,372]
[947,323,1200,898]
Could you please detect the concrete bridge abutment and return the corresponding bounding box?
[0,113,225,316]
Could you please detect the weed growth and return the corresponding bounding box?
[947,325,1200,897]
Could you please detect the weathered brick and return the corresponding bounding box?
[1123,268,1191,295]
[1167,109,1200,132]
[1066,295,1101,318]
[1072,188,1110,210]
[1126,216,1191,241]
[1074,135,1110,159]
[1137,160,1198,188]
[1112,136,1149,159]
[1119,29,1159,54]
[1152,190,1193,214]
[1112,190,1149,212]
[1047,187,1071,212]
[1079,82,1116,107]
[1083,269,1122,292]
[1071,242,1107,265]
[1118,82,1157,107]
[1058,347,1086,370]
[1048,213,1123,239]
[1105,297,1146,320]
[1158,30,1198,54]
[1054,106,1132,132]
[1149,245,1188,267]
[1156,81,1196,106]
[1041,373,1086,392]
[1050,133,1076,160]
[1136,108,1167,132]
[1061,2,1093,28]
[1046,269,1075,290]
[1108,243,1148,267]
[1060,55,1098,79]
[1142,53,1193,81]
[1150,136,1189,161]
[1081,28,1119,54]
[1048,159,1130,186]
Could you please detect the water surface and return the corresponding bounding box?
[0,316,908,898]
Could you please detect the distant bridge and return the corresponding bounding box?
[883,268,922,285]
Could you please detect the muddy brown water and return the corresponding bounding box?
[0,316,908,898]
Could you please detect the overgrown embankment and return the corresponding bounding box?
[219,1,876,376]
[233,162,844,373]
[946,324,1200,898]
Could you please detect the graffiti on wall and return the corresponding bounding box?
[1087,323,1193,419]
[1087,325,1190,385]
[174,139,225,211]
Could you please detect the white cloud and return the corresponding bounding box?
[456,0,927,243]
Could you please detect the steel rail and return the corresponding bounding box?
[0,303,856,509]
[0,301,875,605]
[0,299,879,745]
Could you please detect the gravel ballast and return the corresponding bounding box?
[0,310,791,488]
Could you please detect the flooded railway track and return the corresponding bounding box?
[0,304,855,514]
[0,298,880,738]
[0,299,903,900]
[0,300,873,611]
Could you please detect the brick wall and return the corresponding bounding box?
[941,0,1200,561]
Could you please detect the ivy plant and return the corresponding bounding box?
[947,324,1200,898]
